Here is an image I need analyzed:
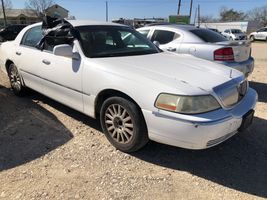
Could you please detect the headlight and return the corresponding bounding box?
[155,93,221,114]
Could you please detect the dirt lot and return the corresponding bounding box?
[0,42,266,200]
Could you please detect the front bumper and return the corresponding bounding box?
[142,88,257,150]
[218,57,254,77]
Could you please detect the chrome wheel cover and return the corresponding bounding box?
[104,104,134,144]
[10,67,22,91]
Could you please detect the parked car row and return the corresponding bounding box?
[203,27,267,43]
[0,24,27,42]
[0,19,258,152]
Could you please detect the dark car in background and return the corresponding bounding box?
[0,25,27,42]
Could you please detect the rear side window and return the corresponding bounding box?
[151,30,179,45]
[21,26,43,47]
[138,30,150,37]
[190,29,228,43]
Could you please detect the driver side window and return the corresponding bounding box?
[21,26,43,48]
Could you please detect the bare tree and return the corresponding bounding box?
[25,0,54,19]
[0,0,13,12]
[247,6,267,27]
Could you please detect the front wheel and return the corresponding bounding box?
[250,35,255,42]
[8,64,26,96]
[100,97,149,152]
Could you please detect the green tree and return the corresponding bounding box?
[219,7,247,22]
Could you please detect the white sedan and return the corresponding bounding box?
[0,20,257,152]
[249,27,267,42]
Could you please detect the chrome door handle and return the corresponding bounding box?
[16,51,21,56]
[42,59,51,65]
[167,47,176,52]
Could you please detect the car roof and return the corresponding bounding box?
[140,24,199,31]
[67,20,126,27]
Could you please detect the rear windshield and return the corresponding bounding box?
[231,29,242,34]
[190,29,228,43]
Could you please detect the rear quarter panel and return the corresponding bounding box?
[179,43,219,61]
[0,42,15,74]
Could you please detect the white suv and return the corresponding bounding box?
[249,27,267,42]
[222,29,247,41]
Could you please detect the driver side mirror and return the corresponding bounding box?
[153,41,160,47]
[53,44,80,60]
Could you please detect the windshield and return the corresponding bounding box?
[231,29,242,34]
[76,26,159,58]
[190,29,228,43]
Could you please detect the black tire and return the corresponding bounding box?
[250,35,255,42]
[0,36,4,42]
[7,63,26,96]
[100,97,149,153]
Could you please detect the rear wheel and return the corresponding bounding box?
[250,35,255,42]
[100,97,149,152]
[0,36,4,42]
[8,64,26,96]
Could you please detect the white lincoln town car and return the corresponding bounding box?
[0,20,257,152]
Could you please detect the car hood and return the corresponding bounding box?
[89,52,243,94]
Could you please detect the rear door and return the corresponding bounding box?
[254,28,264,40]
[150,29,181,52]
[258,28,267,40]
[15,25,45,93]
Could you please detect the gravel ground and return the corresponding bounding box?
[0,42,267,200]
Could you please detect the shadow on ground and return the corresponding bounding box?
[25,88,267,198]
[0,86,73,171]
[250,81,267,103]
[132,116,267,198]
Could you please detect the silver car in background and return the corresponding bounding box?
[137,25,254,77]
[221,29,247,41]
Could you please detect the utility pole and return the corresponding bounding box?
[177,0,181,15]
[1,0,7,27]
[189,0,193,22]
[198,4,200,27]
[193,7,197,26]
[105,1,108,22]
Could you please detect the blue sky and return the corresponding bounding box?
[10,0,267,21]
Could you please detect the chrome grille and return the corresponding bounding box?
[213,78,248,108]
